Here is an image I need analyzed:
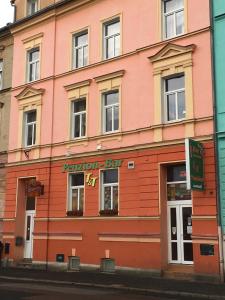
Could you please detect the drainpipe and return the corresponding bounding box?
[10,0,16,22]
[45,7,57,271]
[209,0,224,283]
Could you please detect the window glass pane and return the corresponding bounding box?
[164,0,183,13]
[77,47,83,68]
[167,164,186,181]
[177,91,185,119]
[76,33,87,47]
[167,183,191,201]
[176,10,184,35]
[26,216,31,241]
[74,114,80,137]
[115,35,120,56]
[166,76,184,92]
[167,93,176,121]
[114,105,119,131]
[182,207,192,240]
[183,243,193,261]
[106,37,114,58]
[29,64,34,81]
[35,61,39,80]
[170,208,177,239]
[105,107,112,132]
[106,21,120,36]
[113,186,118,210]
[33,123,36,144]
[81,113,86,136]
[83,45,88,66]
[27,111,36,123]
[30,49,39,62]
[171,242,178,260]
[74,99,86,113]
[79,188,84,211]
[105,92,118,106]
[72,189,79,211]
[26,196,35,211]
[165,14,174,38]
[103,169,118,184]
[71,173,84,186]
[104,186,112,209]
[27,124,33,146]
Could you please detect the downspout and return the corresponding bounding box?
[10,0,16,22]
[45,8,57,271]
[209,0,224,283]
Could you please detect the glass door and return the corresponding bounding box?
[168,203,193,264]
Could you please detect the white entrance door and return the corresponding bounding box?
[168,201,193,264]
[24,210,35,259]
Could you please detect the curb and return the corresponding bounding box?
[0,275,225,300]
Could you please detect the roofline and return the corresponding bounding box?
[8,0,87,30]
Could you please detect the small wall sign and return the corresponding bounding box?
[63,159,123,172]
[86,173,98,187]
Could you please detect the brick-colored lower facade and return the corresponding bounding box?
[2,141,220,278]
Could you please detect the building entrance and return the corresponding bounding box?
[167,165,193,264]
[24,197,35,259]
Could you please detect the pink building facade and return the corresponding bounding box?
[2,0,220,280]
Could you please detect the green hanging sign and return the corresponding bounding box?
[185,139,204,191]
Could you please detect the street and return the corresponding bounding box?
[0,279,182,300]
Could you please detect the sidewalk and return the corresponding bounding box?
[1,267,225,299]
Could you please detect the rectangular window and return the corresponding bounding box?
[24,110,36,147]
[72,98,86,138]
[69,173,84,213]
[103,18,120,59]
[27,48,40,82]
[0,60,3,90]
[103,91,119,133]
[163,0,184,39]
[164,75,185,122]
[167,164,191,201]
[73,31,88,69]
[27,0,38,15]
[101,169,118,213]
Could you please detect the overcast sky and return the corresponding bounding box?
[0,1,14,28]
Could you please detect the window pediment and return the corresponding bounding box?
[149,43,196,63]
[16,86,45,101]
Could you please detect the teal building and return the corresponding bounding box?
[212,0,225,238]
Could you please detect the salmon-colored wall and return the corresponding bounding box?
[3,142,219,274]
[8,0,213,163]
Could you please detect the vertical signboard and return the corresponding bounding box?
[185,139,204,191]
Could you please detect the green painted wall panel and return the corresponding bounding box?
[213,0,225,17]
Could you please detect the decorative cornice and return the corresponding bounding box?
[22,32,44,44]
[15,86,45,100]
[148,43,196,63]
[94,70,125,83]
[64,79,91,91]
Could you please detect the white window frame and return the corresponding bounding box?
[71,98,86,139]
[0,60,3,90]
[163,0,184,39]
[27,48,40,83]
[103,18,120,59]
[102,91,119,134]
[72,30,88,69]
[24,110,36,147]
[164,75,185,123]
[27,0,38,15]
[68,173,84,211]
[101,169,118,211]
